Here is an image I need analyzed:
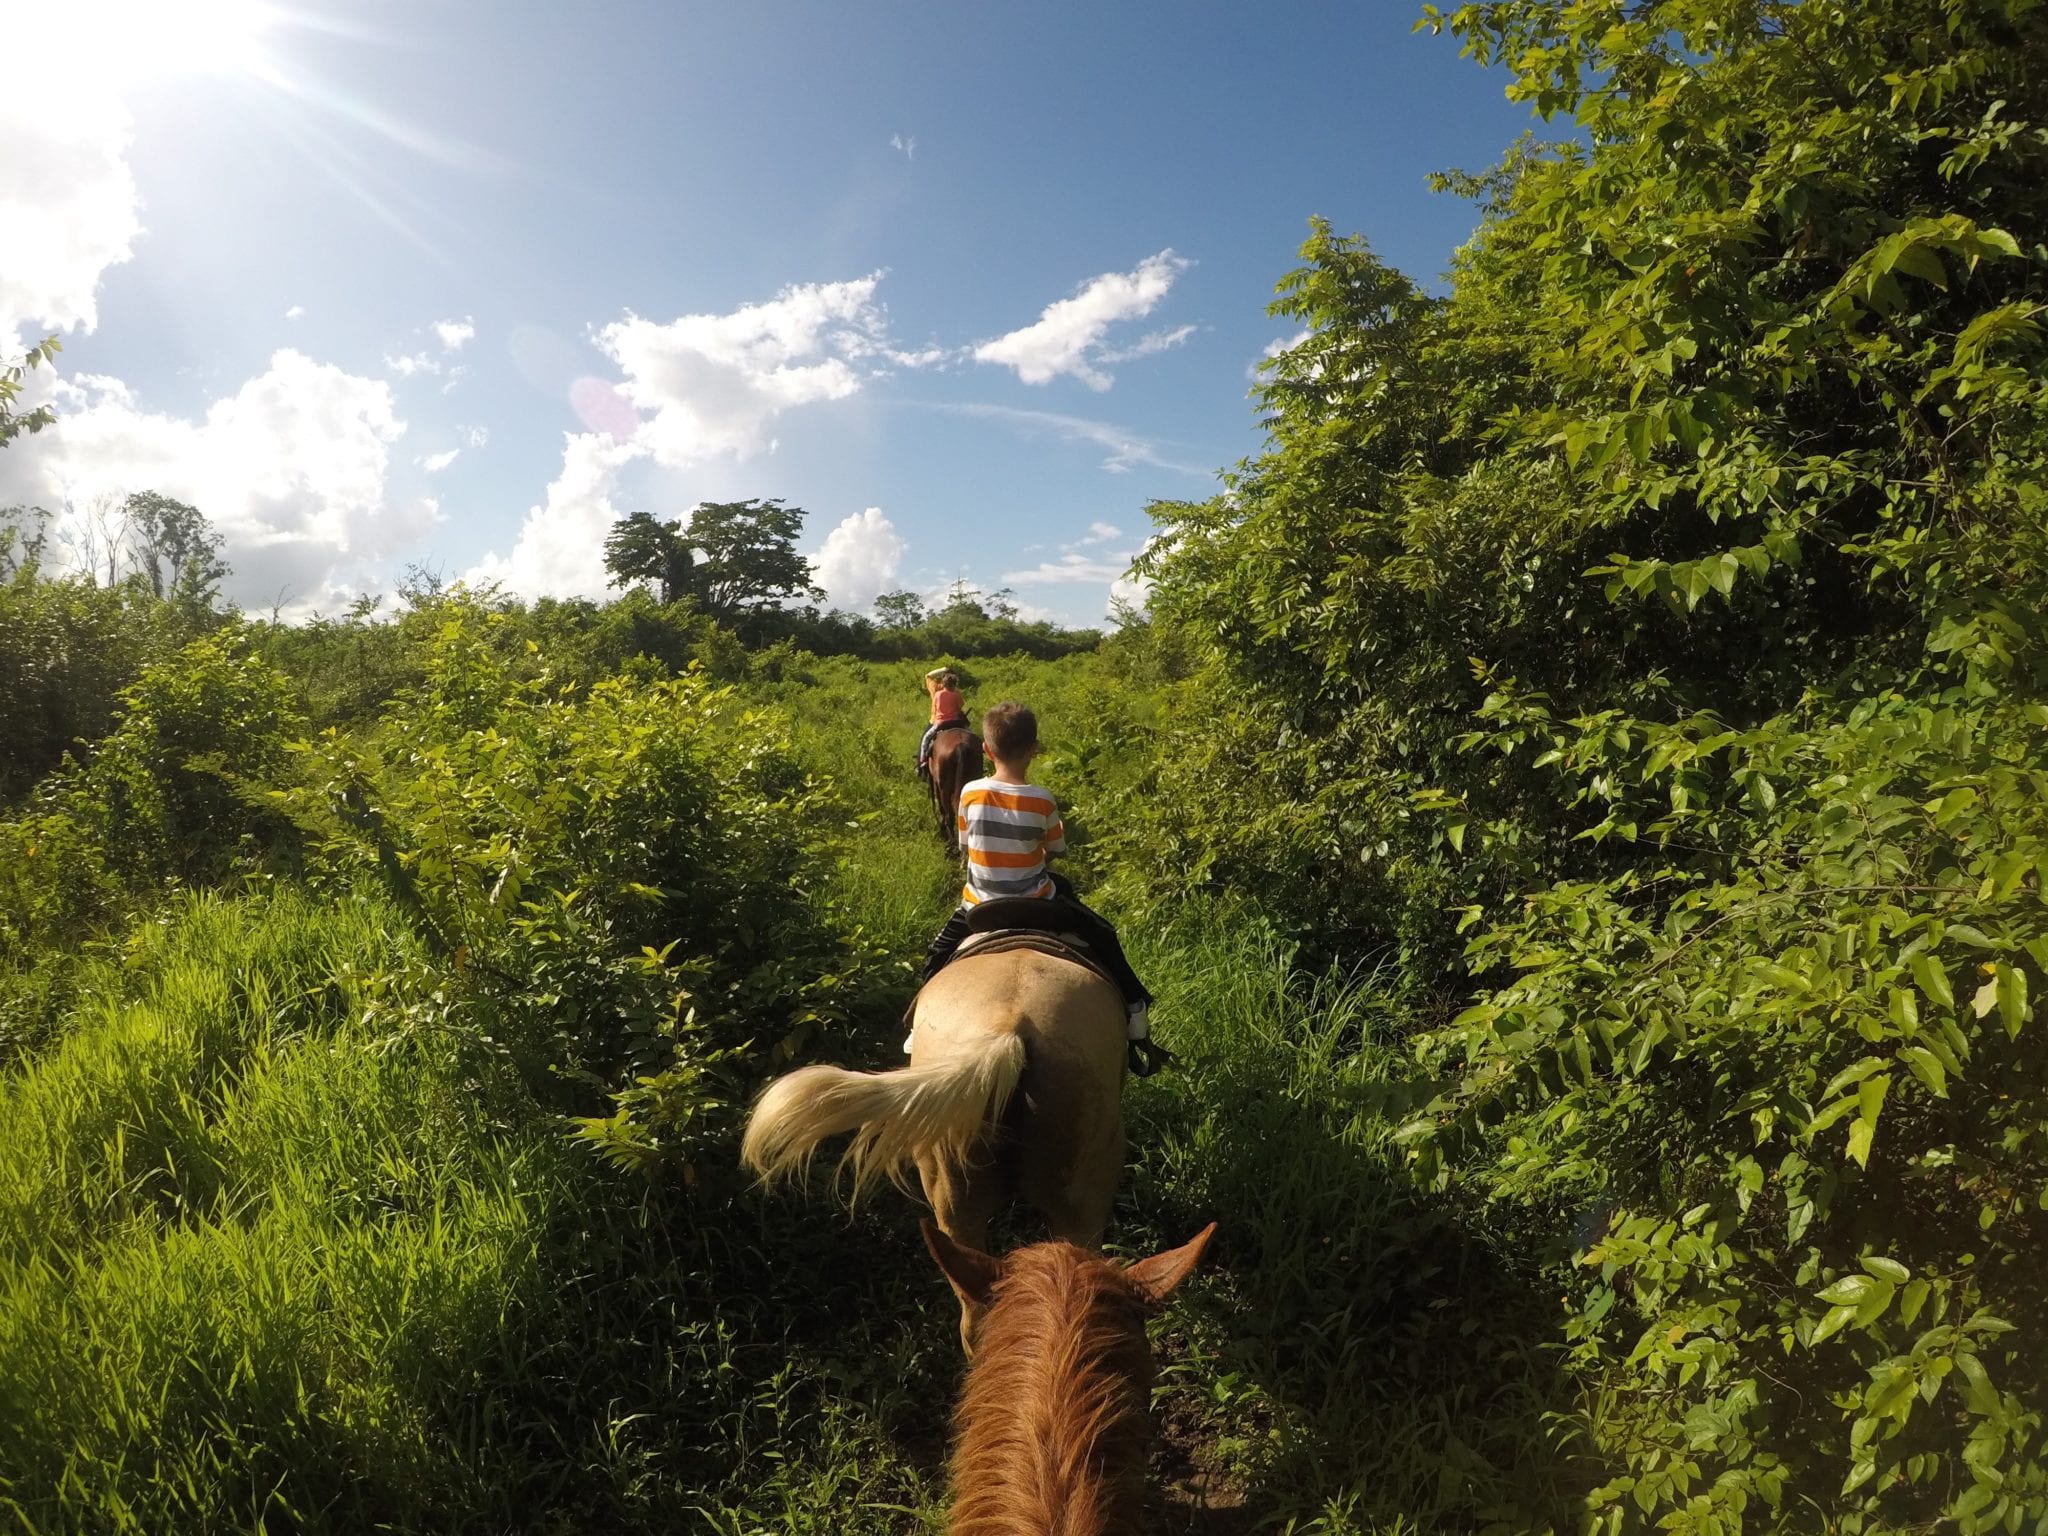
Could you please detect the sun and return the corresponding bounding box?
[25,0,277,91]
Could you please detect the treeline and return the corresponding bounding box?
[1112,1,2048,1531]
[0,491,1099,788]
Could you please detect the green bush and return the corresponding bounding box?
[1124,1,2048,1528]
[276,594,892,1165]
[0,634,301,1053]
[0,561,182,803]
[1397,681,2048,1532]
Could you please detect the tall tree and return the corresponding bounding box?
[685,498,823,618]
[872,589,926,629]
[602,511,695,605]
[123,491,227,605]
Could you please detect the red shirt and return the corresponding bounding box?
[930,688,964,723]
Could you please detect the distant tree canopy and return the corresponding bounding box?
[122,492,227,606]
[686,498,823,618]
[872,589,925,630]
[602,498,823,619]
[602,512,695,606]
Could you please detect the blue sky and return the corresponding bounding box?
[3,0,1533,623]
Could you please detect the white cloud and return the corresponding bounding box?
[419,448,459,473]
[285,304,305,321]
[0,41,140,346]
[474,277,928,604]
[597,274,895,468]
[937,401,1211,477]
[1108,569,1152,619]
[890,133,917,161]
[1003,530,1164,622]
[433,317,475,351]
[0,349,430,614]
[1001,552,1137,587]
[973,251,1192,390]
[385,351,438,378]
[1250,328,1312,378]
[461,424,490,448]
[1077,520,1121,546]
[1099,323,1197,365]
[884,344,952,370]
[810,507,906,613]
[464,432,643,600]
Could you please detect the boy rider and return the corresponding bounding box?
[917,701,1167,1074]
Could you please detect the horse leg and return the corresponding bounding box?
[920,1150,1005,1353]
[928,754,954,852]
[1026,1086,1124,1251]
[1037,1132,1123,1252]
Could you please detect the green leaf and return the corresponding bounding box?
[1899,1046,1948,1098]
[1954,1351,1999,1415]
[1892,241,1948,288]
[1847,1075,1889,1168]
[1811,1303,1859,1347]
[1823,1056,1886,1099]
[1995,963,2029,1037]
[1818,1273,1879,1305]
[1860,1255,1911,1284]
[1910,952,1954,1011]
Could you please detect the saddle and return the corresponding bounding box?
[924,897,1120,990]
[949,929,1116,988]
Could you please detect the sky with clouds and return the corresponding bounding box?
[1,0,1532,624]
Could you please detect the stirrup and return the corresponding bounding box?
[1126,1036,1173,1078]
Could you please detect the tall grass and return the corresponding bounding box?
[1,650,1574,1535]
[0,893,543,1532]
[1117,916,1575,1532]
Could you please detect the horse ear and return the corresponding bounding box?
[922,1220,1003,1307]
[1122,1222,1216,1305]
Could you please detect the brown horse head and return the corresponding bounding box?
[922,1223,1215,1535]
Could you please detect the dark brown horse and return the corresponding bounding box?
[925,725,982,853]
[923,1222,1215,1535]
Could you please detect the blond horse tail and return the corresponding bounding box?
[740,1030,1027,1202]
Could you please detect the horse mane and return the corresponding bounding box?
[947,1241,1155,1536]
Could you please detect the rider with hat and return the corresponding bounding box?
[917,667,970,777]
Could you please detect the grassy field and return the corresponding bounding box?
[0,650,1573,1534]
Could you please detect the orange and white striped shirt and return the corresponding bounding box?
[957,778,1065,906]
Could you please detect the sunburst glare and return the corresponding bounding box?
[24,0,280,89]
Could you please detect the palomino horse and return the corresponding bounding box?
[741,944,1127,1349]
[924,1221,1215,1535]
[924,725,982,853]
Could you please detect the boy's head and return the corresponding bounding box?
[981,701,1038,764]
[938,669,960,691]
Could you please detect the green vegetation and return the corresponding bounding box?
[6,2,2048,1531]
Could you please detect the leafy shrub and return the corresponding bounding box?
[1125,0,2048,1528]
[276,595,891,1166]
[0,560,182,803]
[0,634,300,978]
[1398,680,2048,1532]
